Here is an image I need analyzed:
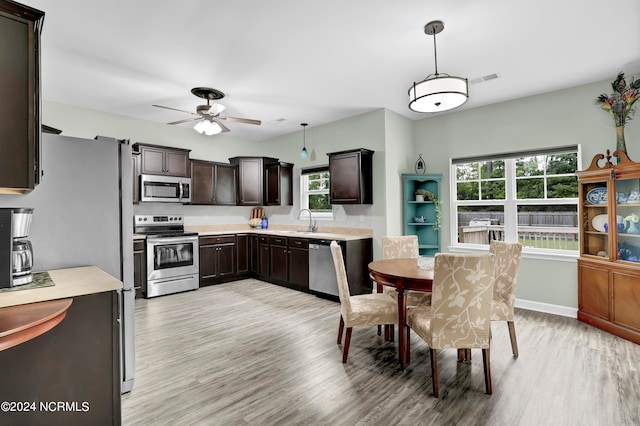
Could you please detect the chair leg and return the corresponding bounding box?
[507,321,519,358]
[383,324,395,342]
[430,348,439,398]
[406,325,411,364]
[342,327,353,363]
[337,315,345,344]
[482,348,492,395]
[377,284,383,336]
[457,348,472,361]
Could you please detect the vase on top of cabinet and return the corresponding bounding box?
[576,149,640,344]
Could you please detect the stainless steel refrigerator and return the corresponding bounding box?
[0,133,135,393]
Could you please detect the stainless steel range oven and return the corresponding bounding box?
[134,215,199,298]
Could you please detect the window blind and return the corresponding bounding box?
[452,145,579,165]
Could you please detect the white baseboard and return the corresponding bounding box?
[515,298,578,318]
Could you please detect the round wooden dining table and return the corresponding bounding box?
[368,258,433,369]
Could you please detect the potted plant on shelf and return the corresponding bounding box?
[414,189,441,230]
[414,188,432,202]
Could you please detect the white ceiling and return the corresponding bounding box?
[25,0,640,141]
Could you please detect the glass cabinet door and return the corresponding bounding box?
[581,180,610,258]
[614,177,640,263]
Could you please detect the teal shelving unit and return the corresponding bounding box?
[402,173,442,256]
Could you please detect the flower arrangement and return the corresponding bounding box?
[414,189,441,230]
[596,72,639,126]
[596,72,639,153]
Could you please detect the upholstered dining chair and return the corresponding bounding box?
[406,253,495,397]
[490,240,523,357]
[380,236,432,306]
[330,241,398,363]
[378,235,431,341]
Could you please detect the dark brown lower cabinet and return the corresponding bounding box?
[288,237,309,291]
[199,235,236,286]
[236,234,249,276]
[269,236,288,282]
[258,236,270,278]
[250,235,259,274]
[0,291,120,425]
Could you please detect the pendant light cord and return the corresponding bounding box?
[432,30,439,76]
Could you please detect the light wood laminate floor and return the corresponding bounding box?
[122,279,640,425]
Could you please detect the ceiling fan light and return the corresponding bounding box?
[204,120,222,135]
[194,119,206,134]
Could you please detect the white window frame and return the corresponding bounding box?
[299,170,334,220]
[448,145,582,261]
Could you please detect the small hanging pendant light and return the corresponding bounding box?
[300,123,309,159]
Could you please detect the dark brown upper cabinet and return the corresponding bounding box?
[328,148,374,204]
[265,162,293,206]
[229,156,278,206]
[133,143,191,177]
[190,159,237,205]
[0,1,44,194]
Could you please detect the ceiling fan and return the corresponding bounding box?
[152,87,261,135]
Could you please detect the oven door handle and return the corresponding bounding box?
[148,236,198,245]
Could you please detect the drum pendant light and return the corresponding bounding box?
[300,123,309,159]
[408,20,468,113]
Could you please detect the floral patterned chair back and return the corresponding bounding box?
[381,235,431,306]
[429,253,495,349]
[381,236,419,259]
[489,241,522,321]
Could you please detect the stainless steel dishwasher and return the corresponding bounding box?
[308,239,343,297]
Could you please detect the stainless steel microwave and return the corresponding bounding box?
[140,174,191,203]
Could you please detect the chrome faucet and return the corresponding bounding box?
[297,209,318,232]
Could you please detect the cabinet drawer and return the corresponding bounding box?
[200,235,236,245]
[288,238,308,249]
[269,236,288,246]
[133,240,145,252]
[258,236,270,244]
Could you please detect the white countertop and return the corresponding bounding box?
[0,266,123,309]
[134,226,372,242]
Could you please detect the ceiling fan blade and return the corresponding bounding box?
[218,116,262,126]
[153,104,198,116]
[167,117,200,125]
[214,119,230,133]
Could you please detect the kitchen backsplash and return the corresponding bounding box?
[132,203,373,229]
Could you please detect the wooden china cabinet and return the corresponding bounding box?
[576,150,640,344]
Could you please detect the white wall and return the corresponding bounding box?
[411,78,638,309]
[41,75,636,310]
[43,101,387,235]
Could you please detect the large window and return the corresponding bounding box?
[451,146,580,254]
[300,167,332,218]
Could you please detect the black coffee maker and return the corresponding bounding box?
[0,208,34,288]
